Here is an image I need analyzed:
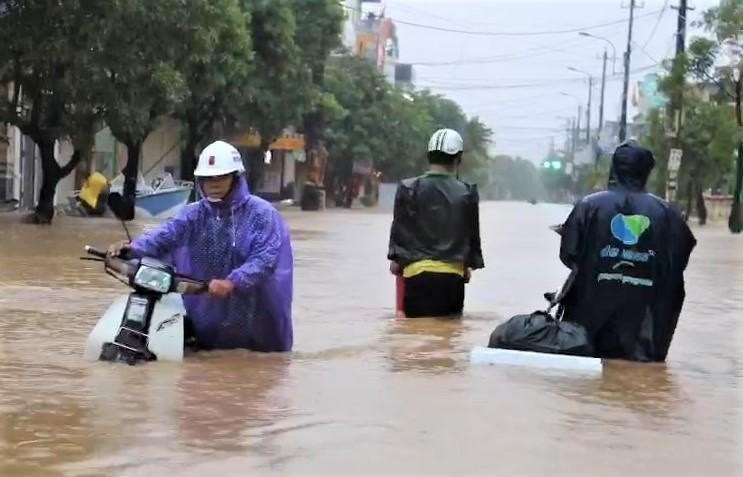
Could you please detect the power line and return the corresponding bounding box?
[392,10,663,37]
[480,107,583,120]
[407,20,639,68]
[385,1,471,29]
[416,75,591,85]
[415,63,660,91]
[457,91,565,109]
[416,82,566,91]
[494,126,567,131]
[342,4,663,37]
[633,40,663,66]
[409,39,591,66]
[642,0,669,49]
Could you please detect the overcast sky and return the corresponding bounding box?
[367,0,719,162]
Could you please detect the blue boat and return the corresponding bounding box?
[108,173,194,219]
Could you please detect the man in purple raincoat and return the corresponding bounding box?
[109,140,293,352]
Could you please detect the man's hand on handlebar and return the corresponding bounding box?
[208,279,235,298]
[108,240,131,257]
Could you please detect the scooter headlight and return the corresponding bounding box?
[133,265,173,293]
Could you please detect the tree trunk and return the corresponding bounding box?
[695,181,707,226]
[123,142,140,197]
[343,162,354,209]
[683,178,693,222]
[74,152,91,189]
[181,112,208,183]
[27,139,85,224]
[73,144,94,189]
[181,132,200,202]
[32,139,60,224]
[181,133,199,183]
[113,141,141,221]
[245,145,266,193]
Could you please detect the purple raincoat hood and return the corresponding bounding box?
[196,173,251,209]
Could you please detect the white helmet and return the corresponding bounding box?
[428,128,464,155]
[194,140,245,177]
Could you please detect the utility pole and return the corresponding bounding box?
[570,118,576,161]
[672,0,688,58]
[730,69,742,233]
[564,119,573,159]
[619,0,641,142]
[586,76,593,144]
[666,0,692,205]
[598,49,607,138]
[574,105,581,157]
[722,36,742,233]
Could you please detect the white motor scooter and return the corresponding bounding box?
[82,245,207,365]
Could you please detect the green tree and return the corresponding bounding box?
[677,97,737,223]
[94,0,194,216]
[415,90,468,132]
[375,89,434,180]
[698,0,743,41]
[236,0,306,188]
[459,117,494,187]
[0,0,105,223]
[292,0,345,153]
[322,59,496,199]
[642,108,670,196]
[643,0,741,223]
[490,155,544,201]
[175,0,254,182]
[323,55,397,190]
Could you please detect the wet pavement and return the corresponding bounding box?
[0,202,741,476]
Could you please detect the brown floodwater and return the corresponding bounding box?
[0,202,741,476]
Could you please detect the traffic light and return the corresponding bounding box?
[542,160,563,170]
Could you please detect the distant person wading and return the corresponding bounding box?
[388,128,485,318]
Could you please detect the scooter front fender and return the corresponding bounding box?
[84,293,187,362]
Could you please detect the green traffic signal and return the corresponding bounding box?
[543,160,563,170]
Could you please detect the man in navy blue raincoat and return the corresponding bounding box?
[558,141,696,361]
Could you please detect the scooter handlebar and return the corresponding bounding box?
[174,277,209,294]
[85,245,108,259]
[84,245,207,293]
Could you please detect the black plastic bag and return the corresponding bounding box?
[488,310,594,357]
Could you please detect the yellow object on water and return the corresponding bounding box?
[79,172,109,209]
[403,260,464,278]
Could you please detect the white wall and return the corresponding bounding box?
[283,152,296,187]
[56,140,76,204]
[55,118,182,205]
[378,182,397,211]
[2,118,183,208]
[342,0,361,49]
[141,117,181,179]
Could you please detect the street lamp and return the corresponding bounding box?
[578,32,613,141]
[578,32,617,74]
[567,67,593,144]
[722,37,742,233]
